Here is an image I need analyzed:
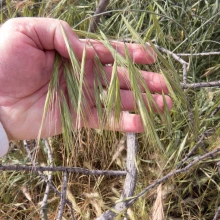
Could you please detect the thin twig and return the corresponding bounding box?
[177,131,210,167]
[154,43,196,130]
[115,40,220,90]
[182,61,194,128]
[39,139,53,220]
[97,133,138,219]
[23,141,75,219]
[178,105,219,167]
[213,206,220,220]
[23,140,36,163]
[217,161,220,175]
[115,38,219,58]
[37,171,75,220]
[56,171,68,220]
[181,80,220,89]
[177,52,220,56]
[154,44,188,65]
[24,140,46,219]
[122,133,138,197]
[182,63,188,85]
[89,0,110,33]
[0,164,127,175]
[210,104,220,117]
[0,0,6,7]
[126,148,220,207]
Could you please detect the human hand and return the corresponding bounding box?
[0,17,172,141]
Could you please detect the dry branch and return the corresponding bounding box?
[217,161,220,175]
[211,105,220,117]
[0,164,127,175]
[40,139,53,220]
[153,44,189,65]
[37,171,75,219]
[181,80,220,89]
[151,45,220,90]
[57,171,69,220]
[89,6,138,219]
[182,63,188,84]
[177,52,220,56]
[24,140,49,219]
[97,133,138,219]
[89,0,110,33]
[182,60,193,126]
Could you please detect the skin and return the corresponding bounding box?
[0,17,172,140]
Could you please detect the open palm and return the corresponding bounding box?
[0,18,172,140]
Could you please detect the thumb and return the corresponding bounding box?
[3,17,95,60]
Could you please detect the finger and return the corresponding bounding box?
[120,91,173,112]
[3,17,95,60]
[84,108,144,133]
[99,66,169,94]
[79,86,172,113]
[82,39,157,64]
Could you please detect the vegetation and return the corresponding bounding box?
[0,0,219,219]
